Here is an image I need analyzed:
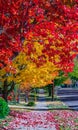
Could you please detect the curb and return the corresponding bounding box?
[9,105,75,111]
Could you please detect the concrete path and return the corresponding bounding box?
[9,89,69,110]
[8,89,57,130]
[35,90,48,109]
[9,89,49,110]
[16,112,57,130]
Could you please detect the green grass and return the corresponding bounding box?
[74,118,78,123]
[0,116,13,128]
[47,101,68,109]
[59,126,71,130]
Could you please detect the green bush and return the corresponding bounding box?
[0,97,10,118]
[27,101,35,106]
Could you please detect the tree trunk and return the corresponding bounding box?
[52,80,54,101]
[35,88,37,102]
[2,79,8,102]
[48,86,52,96]
[25,91,29,102]
[2,92,8,102]
[17,89,20,103]
[2,80,15,102]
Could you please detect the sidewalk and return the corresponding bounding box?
[9,89,69,110]
[8,97,49,110]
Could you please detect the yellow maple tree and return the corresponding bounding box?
[12,51,60,89]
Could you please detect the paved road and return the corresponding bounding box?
[57,88,78,110]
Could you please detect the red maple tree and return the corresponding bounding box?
[0,0,78,73]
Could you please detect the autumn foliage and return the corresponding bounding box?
[0,0,78,90]
[0,0,44,67]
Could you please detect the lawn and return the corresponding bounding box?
[47,101,69,109]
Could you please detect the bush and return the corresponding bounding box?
[27,101,35,106]
[0,97,10,118]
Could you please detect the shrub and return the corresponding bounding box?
[0,97,10,118]
[27,101,35,106]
